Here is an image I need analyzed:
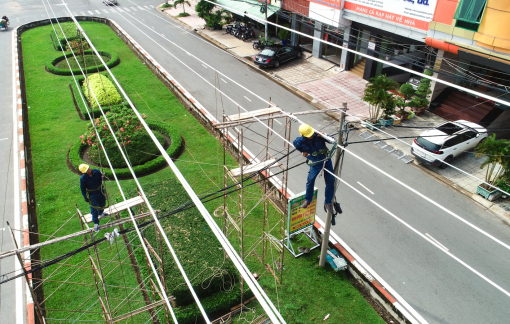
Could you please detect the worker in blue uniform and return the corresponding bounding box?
[79,164,108,232]
[293,124,336,214]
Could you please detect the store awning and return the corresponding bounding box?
[215,0,279,21]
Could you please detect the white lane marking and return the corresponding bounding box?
[72,11,78,15]
[110,8,116,13]
[144,5,151,9]
[102,9,109,13]
[221,78,227,83]
[117,8,125,12]
[88,10,93,14]
[202,64,208,69]
[95,10,101,14]
[244,96,251,102]
[80,11,85,15]
[124,7,131,12]
[149,5,155,8]
[0,138,8,141]
[274,119,282,125]
[357,181,374,195]
[426,233,449,251]
[333,171,510,299]
[131,7,138,11]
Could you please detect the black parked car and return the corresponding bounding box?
[253,45,303,68]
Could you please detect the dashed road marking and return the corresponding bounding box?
[426,233,449,251]
[357,181,374,195]
[202,64,208,69]
[221,78,227,83]
[244,96,251,102]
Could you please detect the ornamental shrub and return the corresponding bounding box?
[48,51,119,76]
[82,73,122,109]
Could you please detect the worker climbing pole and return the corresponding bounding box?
[293,124,338,214]
[78,164,109,232]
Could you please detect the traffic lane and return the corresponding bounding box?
[341,130,510,287]
[0,3,19,322]
[335,133,510,323]
[111,8,316,119]
[332,176,510,324]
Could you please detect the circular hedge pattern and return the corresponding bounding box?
[88,132,166,168]
[47,50,120,76]
[69,122,183,178]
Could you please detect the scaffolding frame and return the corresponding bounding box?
[4,196,173,324]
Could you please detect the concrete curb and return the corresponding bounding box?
[111,18,425,324]
[13,26,34,324]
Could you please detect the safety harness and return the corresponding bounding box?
[86,184,109,210]
[306,142,338,167]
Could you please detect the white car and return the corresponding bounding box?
[411,120,487,169]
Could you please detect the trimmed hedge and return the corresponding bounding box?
[125,180,249,324]
[82,73,122,109]
[69,122,183,178]
[71,72,129,120]
[47,50,119,76]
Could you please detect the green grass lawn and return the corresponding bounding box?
[22,21,386,323]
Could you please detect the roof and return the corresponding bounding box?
[215,0,279,21]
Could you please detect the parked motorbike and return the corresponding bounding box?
[225,24,233,34]
[241,28,255,41]
[230,22,243,36]
[252,40,263,50]
[234,25,248,39]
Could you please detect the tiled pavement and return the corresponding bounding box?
[296,71,370,122]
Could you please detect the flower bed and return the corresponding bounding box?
[69,122,183,178]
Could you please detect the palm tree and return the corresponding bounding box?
[173,0,191,14]
[475,134,510,187]
[362,74,398,123]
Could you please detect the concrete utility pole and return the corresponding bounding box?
[319,103,346,267]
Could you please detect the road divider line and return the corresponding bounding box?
[244,96,251,102]
[221,78,227,83]
[202,64,208,69]
[425,233,449,251]
[357,181,374,195]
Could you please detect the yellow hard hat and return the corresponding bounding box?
[299,124,314,138]
[79,164,90,173]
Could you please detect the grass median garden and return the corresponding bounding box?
[22,20,386,323]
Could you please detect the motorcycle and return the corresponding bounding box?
[234,25,248,39]
[229,22,243,36]
[241,28,255,41]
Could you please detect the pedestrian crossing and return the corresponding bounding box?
[67,5,154,17]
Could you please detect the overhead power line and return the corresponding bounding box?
[61,3,286,323]
[42,1,180,321]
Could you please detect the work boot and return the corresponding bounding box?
[324,204,333,214]
[301,200,310,209]
[99,212,109,219]
[93,224,100,233]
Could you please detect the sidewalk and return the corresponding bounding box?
[160,4,510,219]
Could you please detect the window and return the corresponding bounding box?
[443,137,461,148]
[454,0,488,31]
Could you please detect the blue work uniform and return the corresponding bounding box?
[293,133,335,204]
[80,169,106,225]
